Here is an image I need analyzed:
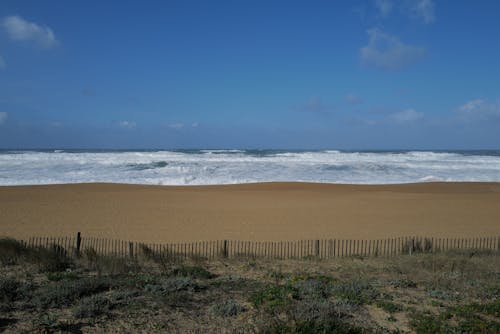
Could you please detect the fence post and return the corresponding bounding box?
[315,240,320,257]
[223,240,228,258]
[76,232,82,256]
[129,242,134,258]
[410,238,414,256]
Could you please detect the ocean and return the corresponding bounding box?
[0,149,499,185]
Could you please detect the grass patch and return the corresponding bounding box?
[0,238,26,266]
[391,278,417,288]
[376,301,403,313]
[144,276,202,294]
[410,306,500,334]
[330,279,379,306]
[211,299,246,317]
[0,278,20,303]
[32,313,59,333]
[84,249,140,275]
[250,283,299,310]
[46,270,80,281]
[72,294,112,319]
[33,277,112,309]
[170,265,214,279]
[0,238,72,272]
[2,237,500,333]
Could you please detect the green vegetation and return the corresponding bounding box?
[211,299,246,317]
[409,308,500,334]
[377,300,403,313]
[33,277,112,308]
[1,237,500,333]
[46,270,80,281]
[251,283,299,309]
[170,264,215,279]
[72,295,112,319]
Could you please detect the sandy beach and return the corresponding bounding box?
[1,182,500,242]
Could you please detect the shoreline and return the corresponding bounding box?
[1,182,500,242]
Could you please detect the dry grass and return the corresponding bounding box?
[1,237,500,333]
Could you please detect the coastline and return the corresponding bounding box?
[1,182,500,242]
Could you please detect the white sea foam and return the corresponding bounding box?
[0,150,499,185]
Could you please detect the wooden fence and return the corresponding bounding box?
[20,233,500,260]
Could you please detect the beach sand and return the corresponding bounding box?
[1,182,500,242]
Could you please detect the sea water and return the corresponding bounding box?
[0,149,499,185]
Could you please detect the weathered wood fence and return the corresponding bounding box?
[20,233,500,260]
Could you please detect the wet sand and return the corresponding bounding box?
[1,182,500,242]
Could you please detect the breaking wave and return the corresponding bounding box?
[0,149,499,185]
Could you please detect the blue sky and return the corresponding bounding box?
[1,0,499,149]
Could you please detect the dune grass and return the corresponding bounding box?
[1,237,499,333]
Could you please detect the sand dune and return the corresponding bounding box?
[1,182,500,242]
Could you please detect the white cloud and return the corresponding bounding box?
[168,123,184,129]
[2,15,58,48]
[390,109,423,122]
[346,94,363,105]
[0,55,5,69]
[360,28,426,70]
[119,121,136,129]
[373,0,435,24]
[0,112,8,124]
[456,99,500,121]
[191,122,199,128]
[409,0,435,24]
[375,0,393,17]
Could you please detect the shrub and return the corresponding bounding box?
[46,271,80,281]
[32,313,59,333]
[144,276,200,294]
[122,273,159,290]
[33,277,112,308]
[211,299,246,317]
[454,317,500,333]
[392,278,417,288]
[292,318,363,334]
[170,265,214,279]
[210,274,259,293]
[28,246,72,273]
[268,269,286,282]
[250,284,299,310]
[427,289,459,301]
[451,299,500,318]
[0,277,34,311]
[0,278,20,303]
[410,309,500,334]
[291,299,347,323]
[484,285,500,299]
[376,301,403,313]
[84,250,139,275]
[331,280,379,305]
[0,238,26,265]
[143,277,200,307]
[409,312,446,334]
[294,278,332,300]
[72,295,111,319]
[163,291,194,308]
[108,290,140,305]
[83,247,98,262]
[482,299,500,317]
[138,244,156,260]
[261,308,363,334]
